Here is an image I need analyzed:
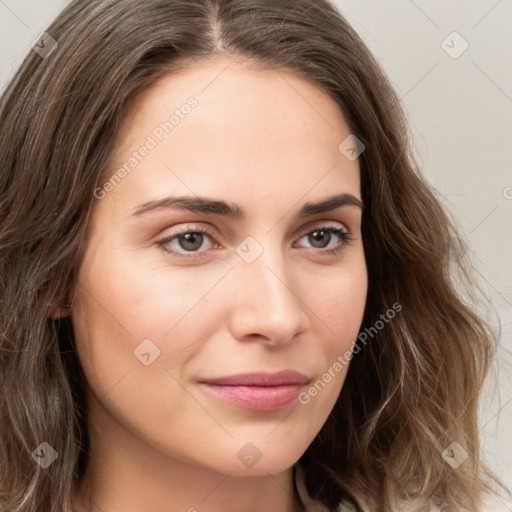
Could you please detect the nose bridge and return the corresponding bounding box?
[229,237,308,343]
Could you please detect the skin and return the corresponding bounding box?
[64,55,368,512]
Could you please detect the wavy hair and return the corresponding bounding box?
[0,1,508,511]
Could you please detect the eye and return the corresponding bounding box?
[155,223,353,259]
[156,225,218,258]
[294,224,352,255]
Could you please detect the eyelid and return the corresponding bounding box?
[294,219,350,239]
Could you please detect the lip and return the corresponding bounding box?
[198,370,311,412]
[199,370,311,386]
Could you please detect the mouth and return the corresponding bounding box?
[197,370,310,412]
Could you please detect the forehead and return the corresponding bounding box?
[105,57,361,213]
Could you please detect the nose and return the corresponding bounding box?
[227,244,310,346]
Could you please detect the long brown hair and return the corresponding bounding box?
[0,1,508,511]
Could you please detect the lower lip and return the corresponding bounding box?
[199,383,306,412]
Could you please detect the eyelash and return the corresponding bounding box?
[155,223,353,260]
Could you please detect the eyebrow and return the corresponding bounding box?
[131,192,364,219]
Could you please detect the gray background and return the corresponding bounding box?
[1,0,511,495]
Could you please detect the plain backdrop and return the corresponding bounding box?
[1,0,511,494]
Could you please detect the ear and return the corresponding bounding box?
[51,306,71,319]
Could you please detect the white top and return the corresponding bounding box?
[294,463,512,512]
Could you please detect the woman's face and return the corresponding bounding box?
[70,56,367,477]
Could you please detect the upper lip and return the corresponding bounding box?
[198,370,310,386]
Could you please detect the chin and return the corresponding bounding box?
[194,437,308,477]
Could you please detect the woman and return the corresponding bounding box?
[0,1,509,511]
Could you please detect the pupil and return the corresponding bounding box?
[180,232,203,251]
[310,230,330,248]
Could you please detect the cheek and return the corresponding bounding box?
[70,250,229,449]
[294,261,367,424]
[313,259,368,353]
[71,249,230,389]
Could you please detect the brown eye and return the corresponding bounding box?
[296,224,352,254]
[156,226,217,258]
[177,232,205,251]
[308,229,333,248]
